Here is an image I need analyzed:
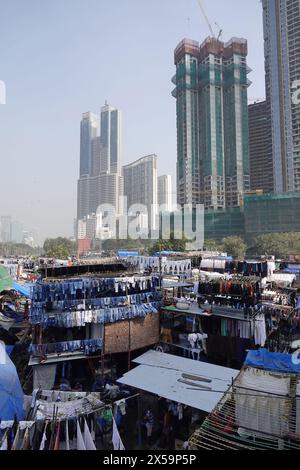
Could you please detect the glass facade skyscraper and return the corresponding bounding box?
[158,175,173,212]
[262,0,300,192]
[77,103,123,235]
[79,112,98,177]
[100,102,122,176]
[248,100,274,193]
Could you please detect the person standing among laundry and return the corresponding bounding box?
[160,407,174,449]
[143,408,154,446]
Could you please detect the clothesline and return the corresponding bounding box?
[34,403,109,422]
[29,338,103,356]
[186,388,300,399]
[29,301,161,327]
[32,275,161,302]
[31,291,162,313]
[120,256,192,275]
[0,404,114,451]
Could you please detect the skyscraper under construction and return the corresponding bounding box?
[172,36,251,209]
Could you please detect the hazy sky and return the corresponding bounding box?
[0,0,265,242]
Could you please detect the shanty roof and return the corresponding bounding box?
[13,281,32,298]
[117,350,238,413]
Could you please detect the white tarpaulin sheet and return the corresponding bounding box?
[117,351,238,413]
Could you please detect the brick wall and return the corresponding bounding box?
[104,313,159,354]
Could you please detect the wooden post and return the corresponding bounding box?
[101,324,105,379]
[126,283,131,371]
[128,318,131,371]
[137,393,142,449]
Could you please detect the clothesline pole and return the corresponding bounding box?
[101,326,105,379]
[159,240,162,290]
[128,319,131,372]
[126,283,131,372]
[137,394,142,449]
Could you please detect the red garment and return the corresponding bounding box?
[224,416,235,434]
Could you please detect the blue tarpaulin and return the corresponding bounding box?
[12,282,32,299]
[296,297,300,310]
[245,348,300,374]
[283,268,300,274]
[5,345,14,356]
[0,343,24,420]
[118,251,139,258]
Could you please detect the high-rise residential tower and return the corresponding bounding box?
[172,39,201,208]
[248,100,273,193]
[123,155,158,232]
[262,0,300,192]
[158,175,173,211]
[0,216,12,242]
[222,38,251,207]
[172,36,251,209]
[11,220,24,244]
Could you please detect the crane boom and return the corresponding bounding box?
[196,0,215,38]
[215,23,223,40]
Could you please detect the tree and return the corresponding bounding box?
[251,232,300,259]
[203,239,223,252]
[222,236,247,259]
[0,242,40,257]
[101,238,152,254]
[43,237,76,259]
[149,233,187,256]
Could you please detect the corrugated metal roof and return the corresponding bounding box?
[28,351,87,366]
[117,351,238,413]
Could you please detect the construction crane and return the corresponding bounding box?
[196,0,215,37]
[196,0,222,40]
[215,22,223,41]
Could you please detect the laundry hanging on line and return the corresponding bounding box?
[32,275,161,303]
[29,301,161,327]
[29,338,103,356]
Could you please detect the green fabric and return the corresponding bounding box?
[103,408,113,423]
[221,319,227,337]
[0,265,13,292]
